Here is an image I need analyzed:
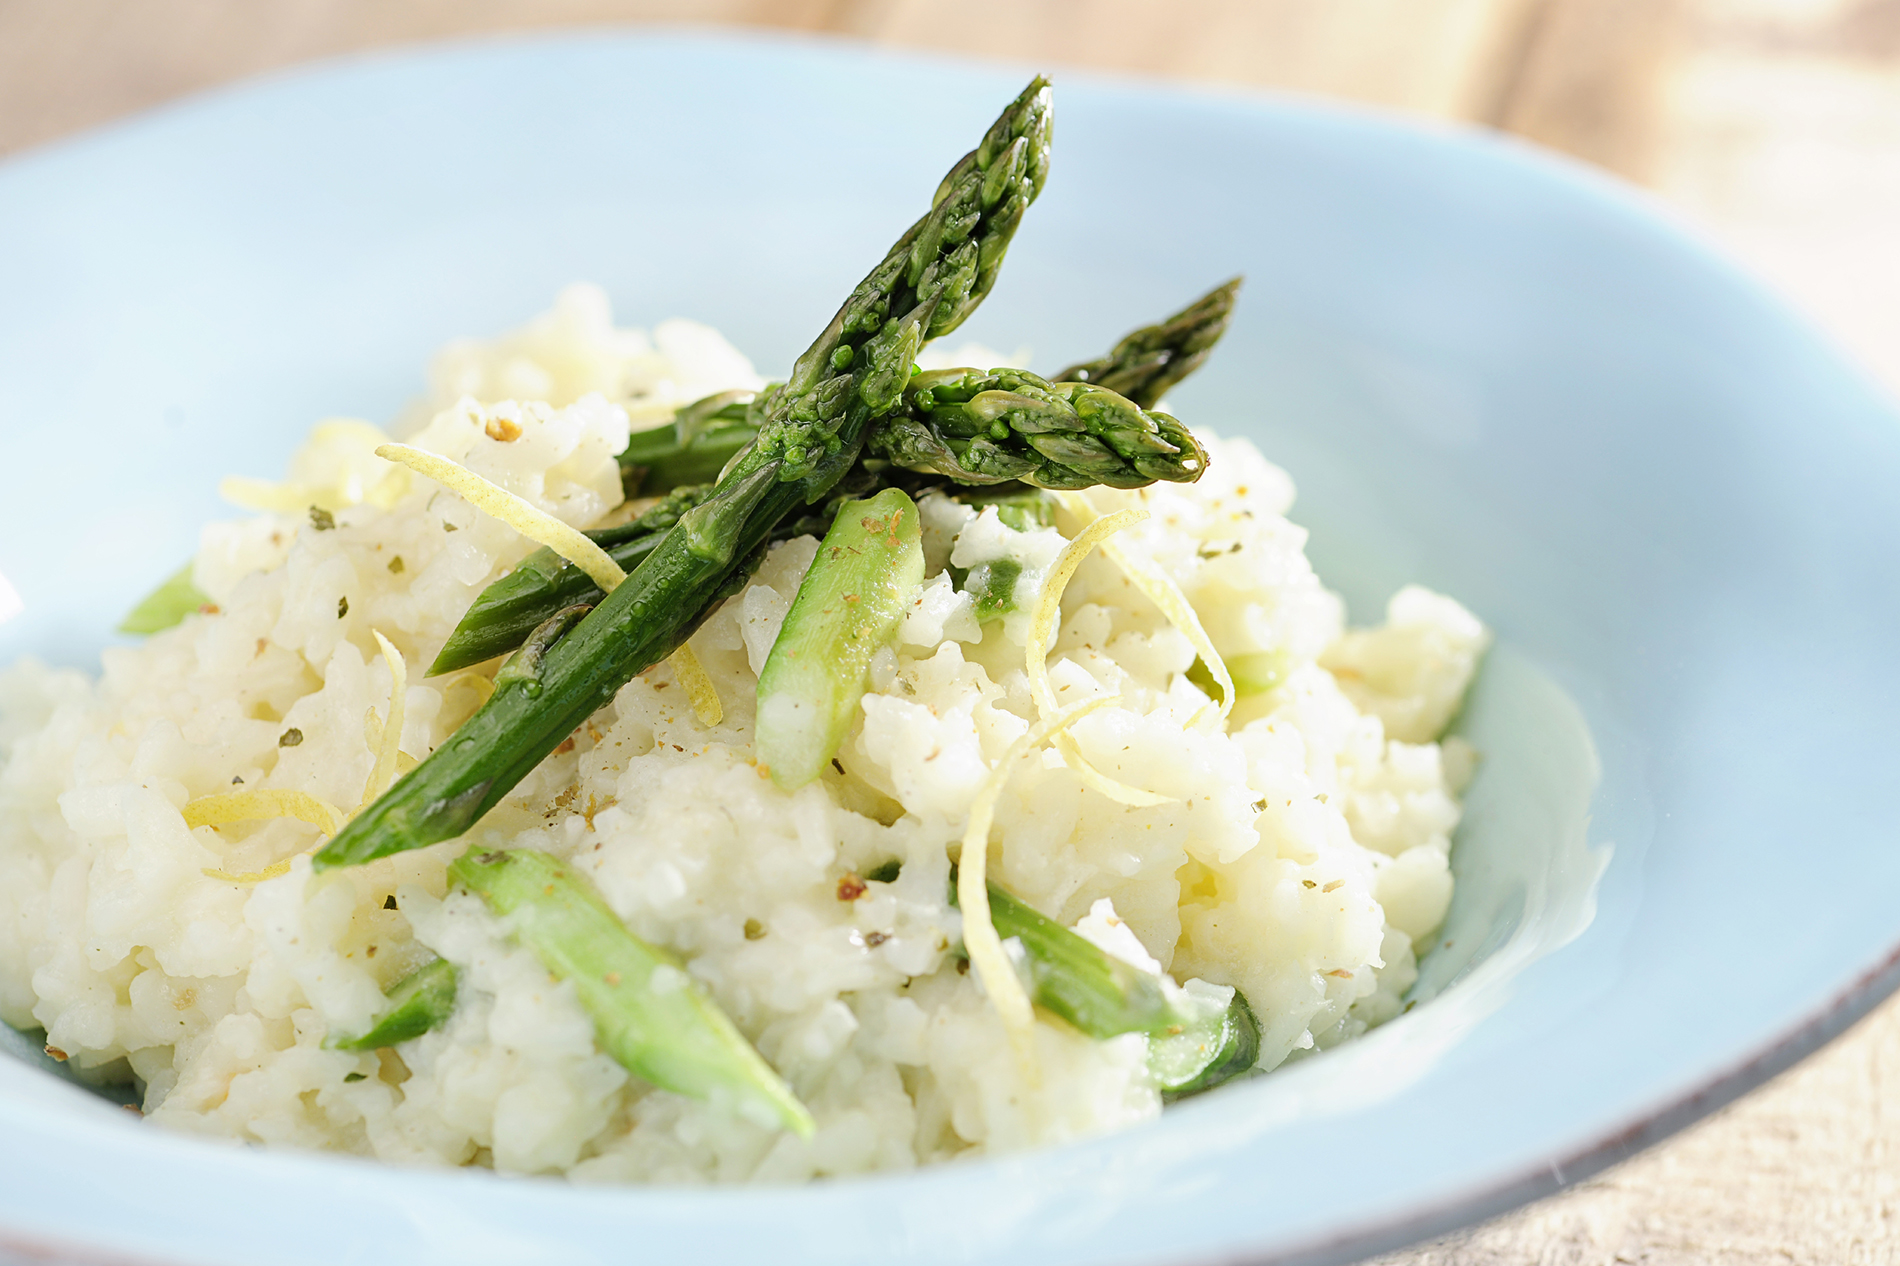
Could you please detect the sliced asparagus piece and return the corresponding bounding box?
[756,487,923,790]
[1189,647,1287,700]
[451,846,814,1137]
[1052,277,1242,408]
[313,78,1053,870]
[961,875,1261,1097]
[1150,988,1260,1101]
[118,563,209,635]
[964,557,1023,623]
[325,957,459,1051]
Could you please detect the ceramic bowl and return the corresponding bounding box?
[3,30,1898,1266]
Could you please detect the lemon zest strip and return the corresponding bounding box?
[374,443,627,594]
[362,630,407,807]
[1024,507,1174,807]
[186,789,346,884]
[182,790,347,837]
[1056,491,1234,724]
[961,692,1121,1083]
[670,643,723,727]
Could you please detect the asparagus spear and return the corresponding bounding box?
[618,390,759,497]
[756,487,924,790]
[325,957,459,1052]
[428,484,713,675]
[955,874,1261,1097]
[868,368,1208,489]
[1052,277,1242,408]
[313,77,1054,871]
[432,267,1232,676]
[452,846,814,1136]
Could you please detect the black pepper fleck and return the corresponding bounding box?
[278,728,304,748]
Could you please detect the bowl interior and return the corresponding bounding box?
[3,31,1899,1266]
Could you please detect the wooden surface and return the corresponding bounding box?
[4,1,1899,1262]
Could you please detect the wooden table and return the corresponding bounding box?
[4,2,1896,1261]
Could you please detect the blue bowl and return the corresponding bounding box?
[3,29,1897,1266]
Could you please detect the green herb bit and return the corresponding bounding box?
[756,487,923,790]
[965,557,1023,623]
[451,846,813,1137]
[118,563,209,635]
[325,957,458,1051]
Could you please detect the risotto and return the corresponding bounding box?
[0,285,1486,1181]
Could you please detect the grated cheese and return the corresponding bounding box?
[960,691,1121,1082]
[1025,508,1175,807]
[374,443,627,594]
[670,643,723,727]
[362,630,407,807]
[1055,491,1234,725]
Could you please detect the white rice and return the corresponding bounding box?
[0,286,1488,1181]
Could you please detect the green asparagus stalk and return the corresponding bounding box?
[756,487,923,790]
[955,486,1056,531]
[428,484,713,675]
[451,846,813,1136]
[618,390,759,496]
[868,368,1208,489]
[958,875,1261,1097]
[313,77,1053,870]
[1052,277,1242,408]
[432,268,1236,677]
[325,957,459,1052]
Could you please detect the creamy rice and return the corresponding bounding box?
[0,286,1487,1181]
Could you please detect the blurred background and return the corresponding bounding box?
[5,0,1900,398]
[4,1,1898,1262]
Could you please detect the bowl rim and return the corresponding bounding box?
[2,25,1898,1266]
